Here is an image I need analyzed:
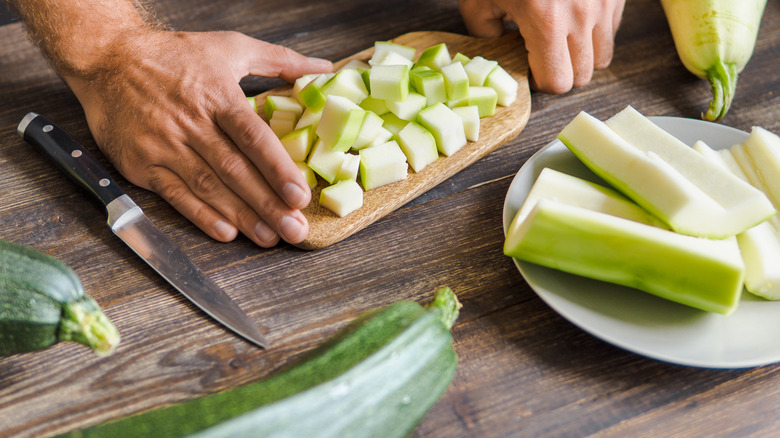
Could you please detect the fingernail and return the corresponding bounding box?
[215,220,238,241]
[279,215,304,242]
[254,220,278,243]
[283,182,309,209]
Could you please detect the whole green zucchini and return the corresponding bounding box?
[0,239,120,356]
[61,287,461,438]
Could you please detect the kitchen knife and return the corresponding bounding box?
[17,112,269,349]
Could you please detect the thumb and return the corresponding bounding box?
[234,34,332,82]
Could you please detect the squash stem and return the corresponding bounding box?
[426,287,461,329]
[704,61,738,121]
[58,296,120,356]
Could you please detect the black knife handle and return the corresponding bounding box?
[17,112,125,208]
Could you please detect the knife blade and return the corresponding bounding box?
[17,112,269,349]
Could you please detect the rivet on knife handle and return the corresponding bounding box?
[17,112,125,208]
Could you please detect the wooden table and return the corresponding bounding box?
[2,1,779,436]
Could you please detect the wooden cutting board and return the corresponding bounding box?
[255,31,531,250]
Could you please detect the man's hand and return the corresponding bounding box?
[10,0,332,247]
[458,0,625,94]
[66,29,332,247]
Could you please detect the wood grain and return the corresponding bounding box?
[254,31,531,249]
[1,0,780,437]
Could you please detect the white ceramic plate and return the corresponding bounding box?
[503,116,780,369]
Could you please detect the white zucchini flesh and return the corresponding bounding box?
[558,106,774,238]
[695,133,780,301]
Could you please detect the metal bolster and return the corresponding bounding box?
[17,112,39,138]
[106,194,143,230]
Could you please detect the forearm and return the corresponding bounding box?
[7,0,158,80]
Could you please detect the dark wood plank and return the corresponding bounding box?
[1,0,780,437]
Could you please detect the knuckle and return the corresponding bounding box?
[229,116,261,146]
[150,174,188,207]
[254,41,303,81]
[218,153,251,183]
[189,168,221,195]
[230,115,276,154]
[265,45,295,76]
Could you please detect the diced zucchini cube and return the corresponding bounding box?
[465,86,498,118]
[451,52,470,65]
[340,59,370,71]
[322,68,369,104]
[320,180,364,217]
[385,91,427,121]
[360,69,371,93]
[485,65,518,106]
[247,96,258,113]
[417,103,466,156]
[410,67,447,106]
[452,105,480,141]
[370,50,415,67]
[440,61,469,101]
[280,125,315,162]
[307,139,347,184]
[361,127,394,151]
[369,64,410,102]
[414,43,451,71]
[297,74,331,111]
[352,111,385,150]
[316,95,367,152]
[263,95,303,120]
[359,140,408,190]
[380,112,409,138]
[296,162,318,189]
[370,41,416,65]
[335,153,361,182]
[397,122,439,172]
[295,107,323,131]
[269,110,299,138]
[446,96,469,109]
[359,95,389,116]
[464,56,498,86]
[293,74,318,104]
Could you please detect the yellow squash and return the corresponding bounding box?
[660,0,767,121]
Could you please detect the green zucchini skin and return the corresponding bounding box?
[62,288,461,438]
[0,239,120,356]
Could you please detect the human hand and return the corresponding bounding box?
[64,29,332,247]
[458,0,626,94]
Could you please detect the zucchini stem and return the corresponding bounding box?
[705,61,738,121]
[426,287,461,329]
[58,296,120,356]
